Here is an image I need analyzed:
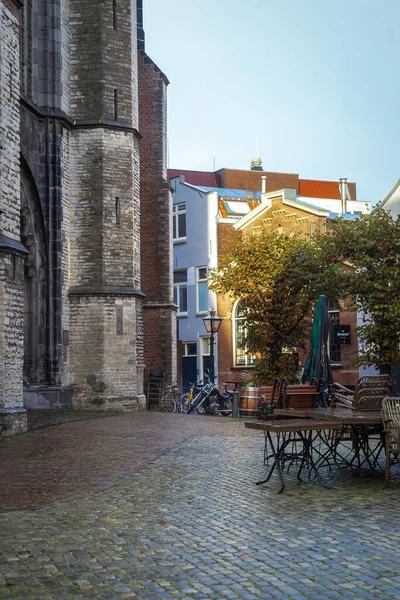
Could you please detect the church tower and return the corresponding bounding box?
[68,0,145,409]
[0,0,175,429]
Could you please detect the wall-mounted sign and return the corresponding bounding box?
[335,324,351,345]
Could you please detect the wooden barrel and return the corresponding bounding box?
[239,387,261,418]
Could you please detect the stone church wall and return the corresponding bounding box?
[0,1,21,241]
[0,0,175,428]
[0,1,27,434]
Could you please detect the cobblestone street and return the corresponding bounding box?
[0,411,399,599]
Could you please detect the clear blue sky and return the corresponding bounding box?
[144,0,399,205]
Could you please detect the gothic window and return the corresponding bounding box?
[20,159,48,384]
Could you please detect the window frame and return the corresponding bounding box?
[328,307,342,365]
[173,269,188,316]
[196,266,209,315]
[173,202,187,243]
[233,299,257,367]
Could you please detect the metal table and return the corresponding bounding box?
[304,408,384,472]
[245,419,342,493]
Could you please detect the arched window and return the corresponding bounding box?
[233,300,256,367]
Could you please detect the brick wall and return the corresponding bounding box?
[138,50,177,382]
[217,169,299,194]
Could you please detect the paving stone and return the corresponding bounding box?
[0,412,400,599]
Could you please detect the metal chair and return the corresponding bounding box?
[382,396,400,487]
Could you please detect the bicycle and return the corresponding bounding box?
[186,375,233,416]
[180,379,204,414]
[162,382,180,413]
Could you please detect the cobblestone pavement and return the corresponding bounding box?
[0,411,400,599]
[26,409,122,432]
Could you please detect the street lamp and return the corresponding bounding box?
[202,310,223,385]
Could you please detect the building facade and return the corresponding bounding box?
[170,164,369,392]
[0,0,176,435]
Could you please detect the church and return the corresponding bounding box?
[0,0,177,435]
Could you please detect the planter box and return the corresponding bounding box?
[284,385,318,409]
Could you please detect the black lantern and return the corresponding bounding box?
[202,310,223,385]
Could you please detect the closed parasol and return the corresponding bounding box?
[301,295,333,405]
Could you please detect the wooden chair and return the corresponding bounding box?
[382,397,400,487]
[331,375,391,411]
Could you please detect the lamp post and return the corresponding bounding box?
[202,310,223,385]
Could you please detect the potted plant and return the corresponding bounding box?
[238,372,260,418]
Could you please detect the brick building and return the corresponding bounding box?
[0,0,176,435]
[169,163,369,391]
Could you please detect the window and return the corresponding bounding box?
[196,267,208,313]
[173,203,186,241]
[173,270,187,314]
[328,305,341,363]
[184,342,197,356]
[201,337,210,356]
[233,300,256,367]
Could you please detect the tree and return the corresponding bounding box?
[319,208,400,376]
[210,228,340,383]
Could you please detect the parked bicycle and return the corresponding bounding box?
[162,382,180,413]
[184,375,233,416]
[180,379,204,414]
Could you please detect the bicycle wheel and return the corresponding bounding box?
[162,387,176,413]
[180,393,192,414]
[193,393,207,415]
[220,395,232,416]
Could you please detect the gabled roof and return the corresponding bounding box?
[184,183,261,200]
[234,189,330,231]
[377,179,400,211]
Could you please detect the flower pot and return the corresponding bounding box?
[239,387,261,418]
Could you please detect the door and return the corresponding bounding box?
[182,342,197,393]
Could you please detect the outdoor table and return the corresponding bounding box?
[245,419,342,493]
[273,408,311,419]
[304,408,384,472]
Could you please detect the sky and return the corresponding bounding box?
[143,0,400,206]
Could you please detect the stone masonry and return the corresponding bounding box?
[0,0,28,435]
[0,0,175,430]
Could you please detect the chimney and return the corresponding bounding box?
[261,175,267,194]
[339,178,348,214]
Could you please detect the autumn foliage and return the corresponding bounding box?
[210,228,340,383]
[211,208,400,383]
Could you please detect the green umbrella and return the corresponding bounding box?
[302,295,333,403]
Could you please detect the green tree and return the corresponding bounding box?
[210,228,340,383]
[319,208,400,375]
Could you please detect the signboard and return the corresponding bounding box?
[335,324,351,345]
